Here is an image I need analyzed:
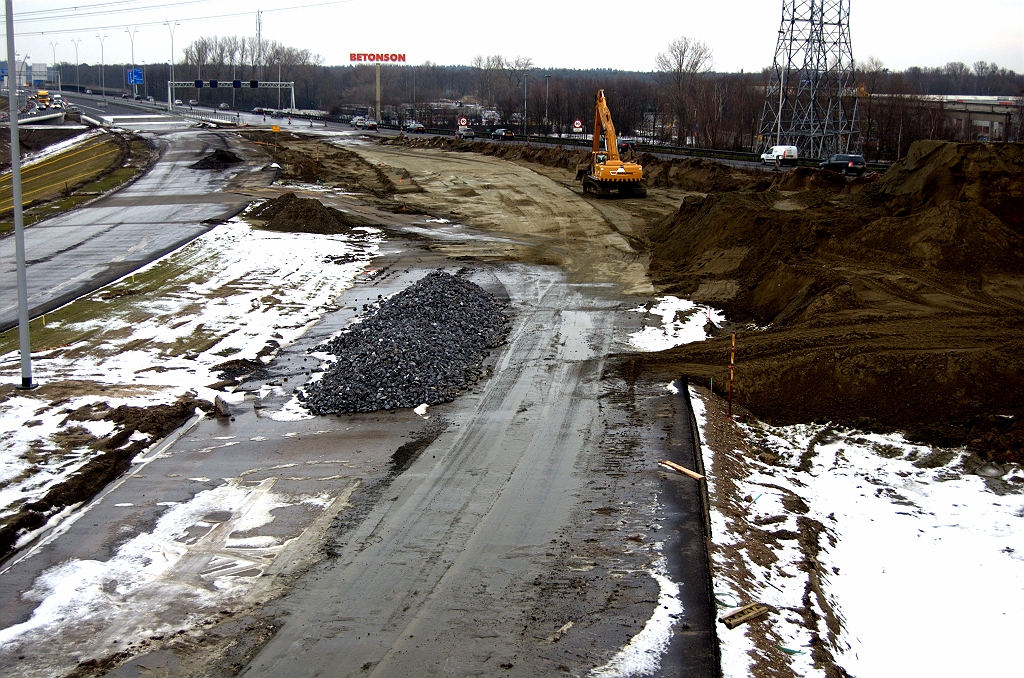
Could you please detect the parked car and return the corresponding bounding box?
[188,99,198,106]
[818,153,866,176]
[173,99,183,106]
[491,128,514,140]
[406,122,425,133]
[218,102,230,110]
[760,144,798,166]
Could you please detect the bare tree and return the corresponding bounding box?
[857,56,886,159]
[655,36,713,145]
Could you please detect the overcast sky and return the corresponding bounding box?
[7,0,1024,76]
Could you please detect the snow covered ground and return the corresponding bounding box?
[0,213,382,553]
[628,296,725,352]
[691,387,1024,677]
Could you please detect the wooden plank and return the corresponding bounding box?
[719,602,769,629]
[658,459,705,481]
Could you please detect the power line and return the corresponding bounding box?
[2,0,353,38]
[13,1,218,24]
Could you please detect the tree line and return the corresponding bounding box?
[37,33,1024,161]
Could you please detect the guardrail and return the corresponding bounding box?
[372,125,890,172]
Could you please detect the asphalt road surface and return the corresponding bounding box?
[0,129,270,332]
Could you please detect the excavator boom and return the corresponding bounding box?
[592,90,621,162]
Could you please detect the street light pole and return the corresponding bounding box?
[72,38,82,94]
[17,53,28,107]
[545,74,549,125]
[6,0,35,390]
[48,41,59,93]
[164,21,179,111]
[125,28,138,97]
[96,34,107,101]
[523,74,528,137]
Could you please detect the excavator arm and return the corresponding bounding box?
[592,90,621,162]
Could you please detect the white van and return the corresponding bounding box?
[760,145,799,166]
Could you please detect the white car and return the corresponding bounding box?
[173,99,183,106]
[760,145,799,166]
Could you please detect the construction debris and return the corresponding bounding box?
[718,603,769,630]
[658,459,705,480]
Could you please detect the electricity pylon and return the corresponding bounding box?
[757,0,860,159]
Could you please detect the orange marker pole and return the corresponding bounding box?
[728,333,735,419]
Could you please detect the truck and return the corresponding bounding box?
[575,90,646,197]
[36,90,50,108]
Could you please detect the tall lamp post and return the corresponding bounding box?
[6,0,35,389]
[164,20,179,110]
[96,34,107,101]
[523,74,528,137]
[72,38,82,94]
[125,28,138,97]
[544,74,550,132]
[48,41,59,92]
[16,53,28,106]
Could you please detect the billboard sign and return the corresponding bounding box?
[350,53,406,63]
[127,68,144,85]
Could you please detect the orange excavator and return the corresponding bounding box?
[575,89,646,197]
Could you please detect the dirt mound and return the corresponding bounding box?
[190,148,242,170]
[638,141,1024,462]
[0,394,212,562]
[248,192,367,234]
[874,140,1024,230]
[854,201,1024,274]
[772,166,877,193]
[641,155,770,193]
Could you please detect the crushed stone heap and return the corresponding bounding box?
[300,270,510,415]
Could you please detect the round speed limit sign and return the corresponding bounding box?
[459,117,468,126]
[573,119,583,130]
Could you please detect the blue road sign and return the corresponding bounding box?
[0,68,7,77]
[127,68,144,85]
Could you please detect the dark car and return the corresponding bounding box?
[406,122,425,133]
[134,93,142,100]
[617,139,637,156]
[218,102,230,110]
[819,154,866,176]
[491,128,514,140]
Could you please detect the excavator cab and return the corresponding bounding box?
[575,90,646,198]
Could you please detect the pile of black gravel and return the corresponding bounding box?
[300,270,510,415]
